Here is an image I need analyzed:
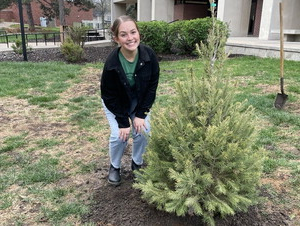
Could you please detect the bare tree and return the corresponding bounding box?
[58,0,66,42]
[24,0,35,32]
[93,0,110,29]
[37,0,94,22]
[58,0,66,26]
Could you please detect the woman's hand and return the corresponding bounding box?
[119,127,131,141]
[133,117,146,134]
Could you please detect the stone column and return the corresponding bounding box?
[137,0,151,21]
[152,0,174,22]
[217,0,252,37]
[259,0,281,40]
[282,0,300,29]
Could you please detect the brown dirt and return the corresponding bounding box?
[82,157,291,226]
[0,48,296,226]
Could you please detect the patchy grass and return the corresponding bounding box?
[0,62,107,225]
[0,133,28,154]
[0,57,300,225]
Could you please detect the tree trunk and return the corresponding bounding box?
[101,14,105,28]
[58,0,66,26]
[24,1,35,32]
[58,0,66,43]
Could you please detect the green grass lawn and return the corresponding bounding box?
[0,57,299,225]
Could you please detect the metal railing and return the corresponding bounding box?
[0,30,7,35]
[0,29,106,48]
[0,32,65,48]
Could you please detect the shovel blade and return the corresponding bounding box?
[274,93,288,109]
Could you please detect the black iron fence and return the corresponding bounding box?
[0,30,7,35]
[0,32,64,47]
[0,29,106,48]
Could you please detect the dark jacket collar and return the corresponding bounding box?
[106,44,151,71]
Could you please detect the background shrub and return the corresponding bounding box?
[66,26,88,48]
[138,21,171,54]
[137,18,227,55]
[169,17,212,54]
[11,39,32,54]
[61,37,84,63]
[11,39,24,54]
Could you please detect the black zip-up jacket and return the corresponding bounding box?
[101,44,160,128]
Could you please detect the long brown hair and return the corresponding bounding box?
[111,15,139,38]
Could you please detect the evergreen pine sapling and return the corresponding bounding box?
[133,1,264,225]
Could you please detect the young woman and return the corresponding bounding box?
[100,15,160,185]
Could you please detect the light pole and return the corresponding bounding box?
[17,0,28,61]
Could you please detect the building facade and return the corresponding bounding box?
[217,0,300,40]
[110,0,300,41]
[0,1,93,27]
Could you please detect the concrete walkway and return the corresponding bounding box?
[0,22,19,28]
[226,37,300,61]
[1,37,300,61]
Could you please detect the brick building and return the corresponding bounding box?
[0,1,93,26]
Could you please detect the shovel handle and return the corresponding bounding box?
[280,77,285,94]
[280,3,284,78]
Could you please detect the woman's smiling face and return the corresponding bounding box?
[114,21,140,53]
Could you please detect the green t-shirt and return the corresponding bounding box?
[118,50,139,87]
